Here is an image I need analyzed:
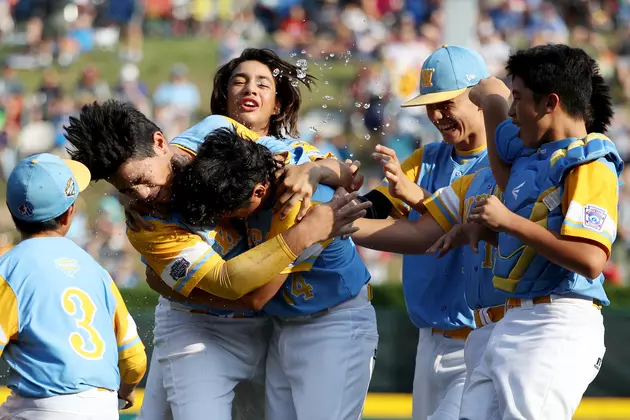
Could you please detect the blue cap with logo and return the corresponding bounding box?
[7,153,91,222]
[402,45,490,108]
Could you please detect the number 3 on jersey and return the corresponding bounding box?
[61,287,106,360]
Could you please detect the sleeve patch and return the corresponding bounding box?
[584,205,608,232]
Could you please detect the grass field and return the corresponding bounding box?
[0,388,628,419]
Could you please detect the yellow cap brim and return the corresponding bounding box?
[401,87,467,108]
[62,160,92,192]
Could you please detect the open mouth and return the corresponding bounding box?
[437,121,458,133]
[239,98,259,112]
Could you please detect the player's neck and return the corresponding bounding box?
[21,230,66,241]
[543,117,588,144]
[454,131,487,154]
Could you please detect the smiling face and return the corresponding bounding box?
[225,60,280,137]
[425,89,485,146]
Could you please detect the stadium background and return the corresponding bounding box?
[1,0,630,418]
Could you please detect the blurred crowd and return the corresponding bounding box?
[1,0,630,287]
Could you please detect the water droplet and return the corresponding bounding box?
[349,153,354,158]
[322,104,328,109]
[373,127,378,131]
[378,94,383,99]
[324,81,329,85]
[365,134,371,140]
[385,123,390,127]
[296,59,308,69]
[324,95,334,100]
[296,69,306,79]
[291,79,299,87]
[272,68,280,77]
[354,102,362,108]
[329,53,335,57]
[301,49,306,54]
[310,126,319,132]
[363,103,371,109]
[290,53,297,57]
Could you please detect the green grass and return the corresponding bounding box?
[0,38,360,116]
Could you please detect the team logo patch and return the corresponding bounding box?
[18,203,34,217]
[583,205,607,232]
[64,177,76,197]
[169,257,191,281]
[55,258,80,277]
[420,68,435,88]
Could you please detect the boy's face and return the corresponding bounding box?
[109,132,174,204]
[425,90,484,145]
[508,76,549,149]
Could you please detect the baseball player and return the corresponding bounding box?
[172,128,377,420]
[355,45,491,420]
[65,103,361,419]
[0,153,147,420]
[460,44,619,419]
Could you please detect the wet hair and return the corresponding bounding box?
[64,100,160,180]
[173,128,280,226]
[210,48,316,139]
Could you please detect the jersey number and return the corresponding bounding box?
[282,273,314,305]
[61,287,106,360]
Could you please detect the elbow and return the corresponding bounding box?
[249,296,267,312]
[579,255,607,280]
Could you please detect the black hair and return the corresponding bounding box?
[506,44,613,133]
[173,128,280,226]
[11,213,65,236]
[210,48,315,139]
[64,100,161,181]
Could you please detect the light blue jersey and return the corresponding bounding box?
[244,147,371,317]
[376,142,489,329]
[0,237,144,398]
[171,114,290,156]
[424,167,505,309]
[493,119,623,304]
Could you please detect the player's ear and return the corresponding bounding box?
[544,93,560,114]
[59,204,75,227]
[153,131,168,154]
[253,183,267,199]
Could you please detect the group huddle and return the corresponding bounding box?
[0,43,619,420]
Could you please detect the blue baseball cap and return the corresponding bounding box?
[7,153,91,222]
[402,45,490,108]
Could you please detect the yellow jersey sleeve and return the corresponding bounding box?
[374,147,424,219]
[266,201,334,274]
[284,140,328,161]
[127,220,228,297]
[423,174,474,233]
[561,159,619,258]
[128,219,298,300]
[108,279,147,385]
[0,276,18,356]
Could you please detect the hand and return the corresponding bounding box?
[343,159,364,191]
[468,76,511,108]
[427,223,485,258]
[303,187,372,242]
[275,162,321,221]
[119,194,169,232]
[118,383,136,410]
[469,195,516,232]
[372,145,414,201]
